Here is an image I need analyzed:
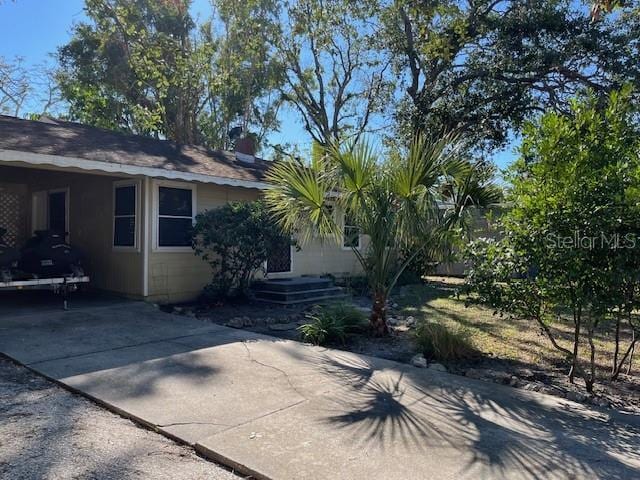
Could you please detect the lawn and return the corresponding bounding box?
[390,276,639,411]
[396,276,635,374]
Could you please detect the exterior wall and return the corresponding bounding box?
[1,162,367,304]
[146,180,262,303]
[0,164,145,297]
[434,207,503,277]
[146,180,365,304]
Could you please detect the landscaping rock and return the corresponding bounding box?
[591,396,610,408]
[268,322,298,332]
[387,317,399,326]
[428,363,447,373]
[521,382,541,392]
[464,368,484,380]
[226,317,245,328]
[405,316,416,327]
[518,368,535,379]
[411,354,427,368]
[566,391,587,403]
[485,369,512,384]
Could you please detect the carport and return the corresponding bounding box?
[0,161,146,299]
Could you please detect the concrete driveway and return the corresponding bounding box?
[1,296,639,480]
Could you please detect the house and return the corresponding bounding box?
[0,115,364,303]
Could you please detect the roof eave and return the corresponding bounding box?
[0,149,270,190]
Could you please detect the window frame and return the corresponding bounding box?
[152,180,197,252]
[112,180,141,252]
[342,211,361,250]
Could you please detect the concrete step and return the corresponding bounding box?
[253,292,350,305]
[253,286,345,303]
[251,277,332,293]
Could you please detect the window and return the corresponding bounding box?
[343,213,360,249]
[113,182,138,248]
[157,185,194,248]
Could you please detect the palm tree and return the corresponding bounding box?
[264,135,501,336]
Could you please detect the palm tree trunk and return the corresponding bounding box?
[369,290,389,337]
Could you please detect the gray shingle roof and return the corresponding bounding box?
[0,115,270,184]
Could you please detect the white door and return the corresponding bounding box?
[31,191,48,232]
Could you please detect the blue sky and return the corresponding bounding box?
[0,0,517,170]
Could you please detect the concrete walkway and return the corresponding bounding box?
[0,300,639,480]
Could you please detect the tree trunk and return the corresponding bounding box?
[628,331,635,375]
[586,318,597,393]
[613,313,621,375]
[369,291,389,337]
[568,306,581,384]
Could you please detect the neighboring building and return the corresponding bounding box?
[0,116,364,303]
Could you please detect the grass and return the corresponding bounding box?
[396,277,635,376]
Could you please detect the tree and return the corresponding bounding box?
[58,0,207,142]
[275,0,394,146]
[464,88,640,391]
[199,0,284,150]
[192,200,291,299]
[0,57,63,118]
[57,0,284,149]
[0,56,29,116]
[265,136,500,336]
[383,0,640,150]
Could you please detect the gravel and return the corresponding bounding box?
[0,357,243,480]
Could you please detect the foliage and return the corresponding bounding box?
[265,135,500,336]
[0,57,61,117]
[463,88,640,391]
[275,0,394,146]
[192,201,290,300]
[57,0,283,149]
[298,303,367,345]
[383,0,640,150]
[413,321,476,361]
[200,0,284,150]
[334,275,370,296]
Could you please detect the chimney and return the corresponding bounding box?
[234,136,256,163]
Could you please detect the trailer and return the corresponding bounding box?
[0,275,90,310]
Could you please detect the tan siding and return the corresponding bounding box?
[147,182,262,303]
[146,182,365,303]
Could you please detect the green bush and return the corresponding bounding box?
[335,275,369,296]
[192,200,292,300]
[413,321,476,361]
[298,303,367,345]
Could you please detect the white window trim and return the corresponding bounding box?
[152,179,197,253]
[342,213,361,250]
[112,179,141,252]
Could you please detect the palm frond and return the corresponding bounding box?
[264,156,340,244]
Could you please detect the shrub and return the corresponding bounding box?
[335,275,369,296]
[298,303,367,345]
[413,321,476,361]
[192,200,292,300]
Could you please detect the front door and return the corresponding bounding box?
[32,189,69,235]
[267,237,292,274]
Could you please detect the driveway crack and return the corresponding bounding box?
[157,421,232,428]
[241,341,307,400]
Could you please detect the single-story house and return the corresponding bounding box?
[0,115,364,303]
